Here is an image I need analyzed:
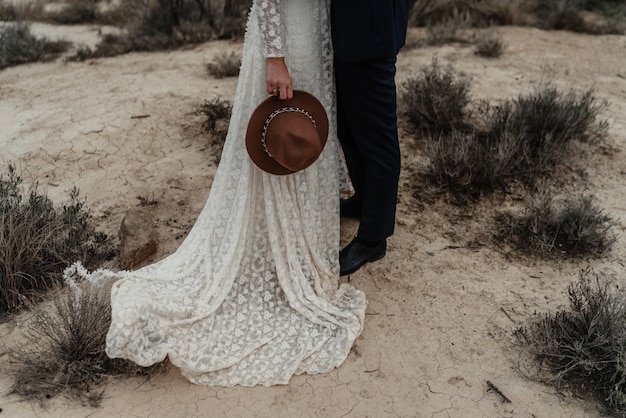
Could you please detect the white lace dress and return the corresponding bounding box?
[66,0,366,387]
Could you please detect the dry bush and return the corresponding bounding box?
[0,0,44,21]
[484,84,608,181]
[410,0,625,34]
[197,97,232,160]
[207,50,241,79]
[68,0,249,60]
[527,0,626,34]
[425,12,471,45]
[473,30,504,58]
[399,58,472,135]
[497,192,616,257]
[45,0,98,24]
[411,0,528,28]
[515,269,626,416]
[0,166,115,315]
[10,283,165,405]
[0,22,70,70]
[0,0,17,20]
[409,66,609,199]
[424,129,520,200]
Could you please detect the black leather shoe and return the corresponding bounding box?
[339,238,386,276]
[340,197,361,219]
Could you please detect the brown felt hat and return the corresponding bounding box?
[246,90,329,175]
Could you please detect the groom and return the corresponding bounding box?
[331,0,411,276]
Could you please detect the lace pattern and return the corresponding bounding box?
[257,0,283,57]
[65,0,366,387]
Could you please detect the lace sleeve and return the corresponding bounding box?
[256,0,284,57]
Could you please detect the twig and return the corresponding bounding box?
[486,380,512,403]
[500,307,515,323]
[131,114,151,119]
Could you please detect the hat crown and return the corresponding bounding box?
[245,90,329,175]
[264,110,322,172]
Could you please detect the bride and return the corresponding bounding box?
[67,0,367,387]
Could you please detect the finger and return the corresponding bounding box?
[285,86,293,100]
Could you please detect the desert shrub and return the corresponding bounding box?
[425,12,470,45]
[424,128,520,200]
[484,85,608,180]
[68,0,250,60]
[410,0,625,34]
[473,31,504,58]
[0,22,70,70]
[10,282,164,404]
[412,69,609,198]
[0,166,115,315]
[497,192,616,257]
[197,97,232,160]
[0,0,17,20]
[207,50,241,78]
[515,269,626,416]
[399,58,472,135]
[46,0,98,24]
[526,0,625,34]
[411,0,526,28]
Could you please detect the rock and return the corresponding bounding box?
[118,208,158,270]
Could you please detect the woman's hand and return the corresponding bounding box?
[266,57,293,100]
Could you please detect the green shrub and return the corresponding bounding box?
[0,166,115,315]
[515,269,626,416]
[0,22,69,70]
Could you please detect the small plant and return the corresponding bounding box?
[527,0,625,34]
[0,0,16,20]
[0,22,70,70]
[416,79,609,200]
[473,31,504,58]
[196,97,232,162]
[10,282,165,404]
[485,84,608,180]
[424,128,519,200]
[399,58,472,135]
[497,192,616,258]
[207,50,241,79]
[0,165,115,315]
[46,0,97,24]
[411,0,524,28]
[425,17,467,45]
[515,269,626,416]
[68,0,250,60]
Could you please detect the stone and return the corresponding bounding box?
[118,208,158,270]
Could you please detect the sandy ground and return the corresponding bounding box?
[1,20,626,418]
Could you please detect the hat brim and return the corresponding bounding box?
[246,90,329,175]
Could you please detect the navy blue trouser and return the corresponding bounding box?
[335,56,401,241]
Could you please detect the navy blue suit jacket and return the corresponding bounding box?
[331,0,410,62]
